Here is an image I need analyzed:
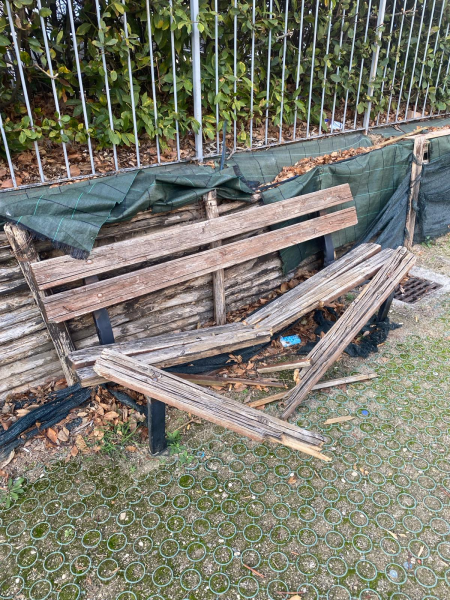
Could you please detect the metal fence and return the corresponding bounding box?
[0,0,449,189]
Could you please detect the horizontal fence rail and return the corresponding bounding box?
[0,0,449,189]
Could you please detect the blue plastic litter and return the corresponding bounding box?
[280,335,302,348]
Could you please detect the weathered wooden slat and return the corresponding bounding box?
[3,224,77,385]
[281,247,416,418]
[246,373,378,408]
[72,324,272,387]
[405,135,425,250]
[43,207,358,323]
[257,359,312,373]
[32,184,354,290]
[94,349,330,460]
[204,191,227,325]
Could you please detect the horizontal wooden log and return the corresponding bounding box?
[282,247,416,419]
[94,349,330,460]
[43,208,358,323]
[32,184,353,290]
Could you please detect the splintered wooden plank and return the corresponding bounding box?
[31,184,354,290]
[94,349,330,460]
[257,359,312,373]
[252,247,394,333]
[43,207,358,323]
[246,373,378,408]
[281,247,416,419]
[72,324,272,387]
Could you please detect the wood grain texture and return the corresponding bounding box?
[257,359,312,373]
[204,191,226,325]
[72,324,272,387]
[94,349,330,460]
[3,224,77,385]
[281,247,416,419]
[31,184,354,290]
[43,207,358,323]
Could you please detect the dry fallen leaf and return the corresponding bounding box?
[46,428,59,445]
[75,435,88,452]
[104,411,120,421]
[126,446,137,452]
[70,445,79,457]
[57,429,70,442]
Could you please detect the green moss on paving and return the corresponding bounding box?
[0,299,449,599]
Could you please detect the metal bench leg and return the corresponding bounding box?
[147,397,167,455]
[377,291,395,322]
[323,233,336,267]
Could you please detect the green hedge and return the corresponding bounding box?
[0,0,449,155]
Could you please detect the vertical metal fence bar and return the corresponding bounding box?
[330,10,346,133]
[96,0,119,171]
[233,0,237,151]
[431,23,450,116]
[319,7,333,136]
[386,0,407,123]
[264,0,274,145]
[364,0,387,132]
[249,0,256,148]
[330,14,345,130]
[292,0,305,140]
[67,0,96,174]
[412,0,436,117]
[353,0,372,130]
[438,56,450,115]
[190,0,203,161]
[122,1,141,167]
[278,0,290,143]
[0,112,17,188]
[395,0,419,122]
[306,0,319,138]
[342,0,359,131]
[145,0,161,164]
[6,0,45,183]
[169,0,181,161]
[215,0,220,153]
[37,0,71,179]
[376,0,397,126]
[422,6,446,116]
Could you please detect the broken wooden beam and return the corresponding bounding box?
[94,349,330,460]
[246,373,378,408]
[282,247,415,419]
[257,359,312,373]
[171,373,287,388]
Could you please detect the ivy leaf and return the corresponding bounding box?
[39,8,52,18]
[0,34,10,47]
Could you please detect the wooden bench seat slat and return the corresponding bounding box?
[281,247,416,419]
[43,207,358,323]
[94,349,330,460]
[31,184,354,290]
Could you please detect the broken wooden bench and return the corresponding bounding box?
[5,183,410,454]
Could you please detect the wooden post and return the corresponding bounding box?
[4,223,77,385]
[204,191,227,325]
[405,135,426,250]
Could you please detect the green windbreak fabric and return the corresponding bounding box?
[262,141,414,273]
[416,137,450,241]
[0,166,253,257]
[0,132,371,257]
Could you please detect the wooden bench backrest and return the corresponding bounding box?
[29,184,357,323]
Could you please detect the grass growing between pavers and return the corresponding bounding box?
[0,304,449,599]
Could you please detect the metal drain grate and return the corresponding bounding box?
[395,276,442,304]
